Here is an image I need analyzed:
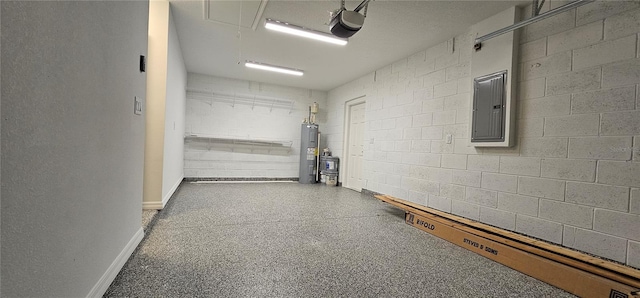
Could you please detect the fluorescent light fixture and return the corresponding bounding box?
[245,61,304,76]
[265,18,348,46]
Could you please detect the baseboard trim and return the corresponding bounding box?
[361,188,382,197]
[143,175,183,210]
[86,227,144,298]
[162,175,183,207]
[184,177,298,182]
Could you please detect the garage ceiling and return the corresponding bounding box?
[170,0,527,91]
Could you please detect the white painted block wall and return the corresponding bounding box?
[325,2,640,268]
[185,74,327,178]
[162,9,187,203]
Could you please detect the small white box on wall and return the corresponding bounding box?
[469,6,520,147]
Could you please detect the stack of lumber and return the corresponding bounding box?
[375,194,640,298]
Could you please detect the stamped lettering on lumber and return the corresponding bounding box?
[416,218,435,230]
[406,213,415,225]
[464,238,499,256]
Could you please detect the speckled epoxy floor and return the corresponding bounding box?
[105,182,575,297]
[142,209,158,232]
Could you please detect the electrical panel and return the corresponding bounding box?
[471,70,507,143]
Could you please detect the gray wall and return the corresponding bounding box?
[1,1,148,296]
[0,3,3,293]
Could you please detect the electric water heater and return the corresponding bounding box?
[299,123,319,184]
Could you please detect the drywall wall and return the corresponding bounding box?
[162,8,187,203]
[325,2,640,268]
[185,74,327,178]
[144,0,169,208]
[1,1,148,296]
[144,1,186,209]
[0,6,3,293]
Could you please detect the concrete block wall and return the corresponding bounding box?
[324,2,640,268]
[184,73,327,178]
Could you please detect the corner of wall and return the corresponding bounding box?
[184,74,328,179]
[144,0,172,208]
[323,2,640,267]
[86,228,144,298]
[160,5,187,204]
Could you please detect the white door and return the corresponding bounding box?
[346,102,365,191]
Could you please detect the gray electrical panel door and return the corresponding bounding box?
[471,70,507,142]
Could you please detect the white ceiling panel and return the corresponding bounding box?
[170,0,528,91]
[203,0,266,29]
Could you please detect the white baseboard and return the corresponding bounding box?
[86,227,144,298]
[162,175,183,207]
[142,201,164,209]
[143,175,183,210]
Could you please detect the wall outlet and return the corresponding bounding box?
[446,134,453,144]
[134,96,143,115]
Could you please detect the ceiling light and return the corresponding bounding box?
[245,61,304,76]
[264,18,348,46]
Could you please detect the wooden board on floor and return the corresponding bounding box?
[377,194,640,281]
[374,194,640,297]
[376,194,640,287]
[405,211,638,298]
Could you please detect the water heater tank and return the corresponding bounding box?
[299,124,319,184]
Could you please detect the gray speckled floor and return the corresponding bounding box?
[142,209,158,232]
[105,182,575,297]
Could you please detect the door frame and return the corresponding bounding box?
[341,95,366,191]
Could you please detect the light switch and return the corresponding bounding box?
[134,96,143,115]
[446,134,453,144]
